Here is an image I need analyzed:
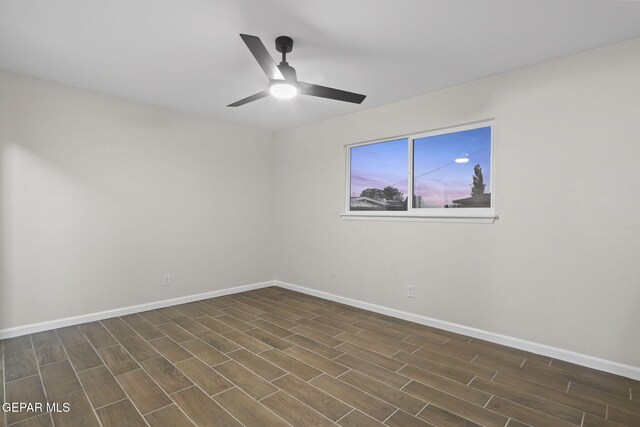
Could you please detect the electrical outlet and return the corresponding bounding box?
[163,274,172,286]
[407,285,415,298]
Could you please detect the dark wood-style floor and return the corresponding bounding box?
[1,287,639,427]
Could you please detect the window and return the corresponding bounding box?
[345,121,495,221]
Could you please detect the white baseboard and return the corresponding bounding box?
[4,278,638,381]
[274,280,640,381]
[0,280,276,339]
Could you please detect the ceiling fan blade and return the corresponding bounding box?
[299,82,366,104]
[240,34,284,81]
[227,90,270,107]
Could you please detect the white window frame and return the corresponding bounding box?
[342,120,497,223]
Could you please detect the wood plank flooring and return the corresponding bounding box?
[2,287,639,426]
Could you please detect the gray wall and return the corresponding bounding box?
[0,71,275,329]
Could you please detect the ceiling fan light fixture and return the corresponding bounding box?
[270,81,299,99]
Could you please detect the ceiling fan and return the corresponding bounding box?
[228,34,366,107]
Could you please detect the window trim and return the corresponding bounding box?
[343,120,497,222]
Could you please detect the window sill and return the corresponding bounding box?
[340,213,498,224]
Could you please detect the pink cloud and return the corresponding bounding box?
[414,180,470,206]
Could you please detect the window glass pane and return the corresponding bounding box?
[350,138,408,211]
[413,127,491,209]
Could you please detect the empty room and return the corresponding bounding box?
[1,1,639,426]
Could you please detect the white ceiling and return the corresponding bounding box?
[1,0,640,131]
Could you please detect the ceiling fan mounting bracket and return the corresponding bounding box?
[275,36,293,54]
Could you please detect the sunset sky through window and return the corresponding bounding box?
[350,127,491,207]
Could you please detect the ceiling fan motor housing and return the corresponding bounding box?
[277,62,297,81]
